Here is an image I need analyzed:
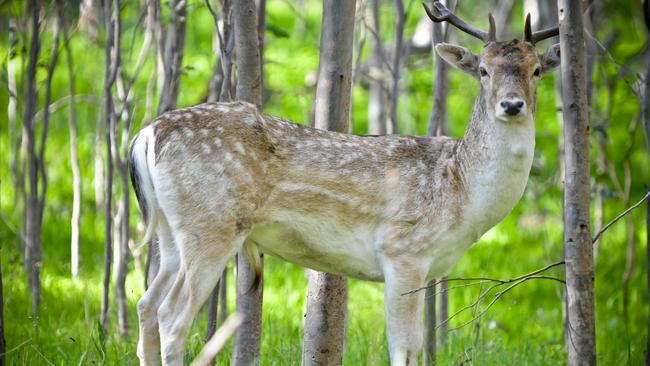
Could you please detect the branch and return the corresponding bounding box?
[591,190,650,244]
[402,260,566,296]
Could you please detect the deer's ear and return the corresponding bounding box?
[435,43,479,75]
[540,43,561,73]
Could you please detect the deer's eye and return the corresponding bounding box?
[533,67,541,77]
[479,67,488,78]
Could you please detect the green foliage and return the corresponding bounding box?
[1,0,649,365]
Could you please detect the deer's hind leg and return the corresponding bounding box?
[157,221,247,366]
[137,215,180,366]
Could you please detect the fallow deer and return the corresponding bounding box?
[130,2,561,365]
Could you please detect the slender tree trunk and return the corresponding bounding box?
[8,20,20,211]
[100,0,120,333]
[387,0,405,134]
[231,1,264,364]
[301,1,355,364]
[439,280,448,345]
[60,4,83,279]
[26,0,61,318]
[95,111,105,210]
[558,1,596,364]
[423,284,436,365]
[493,0,516,41]
[367,0,387,135]
[157,0,186,115]
[218,268,228,325]
[23,0,41,319]
[206,282,220,341]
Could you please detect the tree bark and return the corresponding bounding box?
[367,0,387,135]
[493,0,516,41]
[387,0,406,134]
[423,283,436,365]
[60,0,82,279]
[22,0,42,318]
[301,1,355,364]
[557,1,596,365]
[100,0,120,333]
[8,20,21,212]
[231,1,264,364]
[157,0,186,115]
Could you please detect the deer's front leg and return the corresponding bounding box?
[382,258,427,366]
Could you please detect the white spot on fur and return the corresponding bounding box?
[214,137,222,147]
[201,143,212,154]
[183,127,194,138]
[234,142,246,155]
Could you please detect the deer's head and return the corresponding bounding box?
[424,2,561,122]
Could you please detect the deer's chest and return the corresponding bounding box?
[465,123,535,235]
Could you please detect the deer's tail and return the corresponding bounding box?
[129,125,159,251]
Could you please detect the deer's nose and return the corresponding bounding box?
[500,99,525,116]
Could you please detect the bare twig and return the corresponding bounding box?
[403,260,566,295]
[191,313,244,366]
[591,190,650,244]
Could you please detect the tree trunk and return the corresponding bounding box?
[60,0,82,279]
[493,0,516,41]
[387,0,405,134]
[157,0,186,115]
[557,1,596,365]
[8,20,21,212]
[23,0,42,318]
[231,1,264,364]
[301,1,355,364]
[423,283,436,365]
[219,267,228,325]
[438,279,448,345]
[100,0,120,333]
[367,0,387,135]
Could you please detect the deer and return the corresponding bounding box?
[129,2,561,365]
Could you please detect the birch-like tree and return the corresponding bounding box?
[60,2,82,279]
[24,0,61,316]
[231,0,264,364]
[100,0,120,333]
[301,1,356,364]
[557,0,596,364]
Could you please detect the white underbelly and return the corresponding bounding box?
[248,215,384,281]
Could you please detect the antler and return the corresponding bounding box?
[524,14,559,44]
[423,1,496,44]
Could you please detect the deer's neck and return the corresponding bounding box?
[456,89,535,234]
